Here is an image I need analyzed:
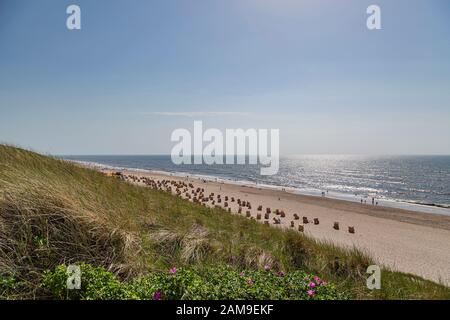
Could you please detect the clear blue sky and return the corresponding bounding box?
[1,0,449,155]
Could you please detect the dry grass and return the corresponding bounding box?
[149,223,213,264]
[0,146,147,294]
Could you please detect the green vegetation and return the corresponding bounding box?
[41,263,344,300]
[0,144,449,300]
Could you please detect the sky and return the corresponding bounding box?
[0,0,449,155]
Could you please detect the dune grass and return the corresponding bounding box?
[0,144,449,299]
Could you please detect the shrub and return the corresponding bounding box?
[0,274,25,299]
[42,263,346,300]
[42,263,137,300]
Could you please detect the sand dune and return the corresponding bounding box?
[103,168,450,286]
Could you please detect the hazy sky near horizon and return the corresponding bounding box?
[1,0,449,155]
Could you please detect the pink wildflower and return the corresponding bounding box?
[152,291,162,300]
[308,281,316,288]
[246,278,254,286]
[276,271,285,277]
[264,265,271,271]
[169,267,177,274]
[307,290,315,297]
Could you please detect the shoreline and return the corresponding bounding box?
[67,159,450,216]
[109,167,450,231]
[72,161,450,285]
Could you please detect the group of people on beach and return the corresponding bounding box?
[359,197,378,206]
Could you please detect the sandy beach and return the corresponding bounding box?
[99,167,450,286]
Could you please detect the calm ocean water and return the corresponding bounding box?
[61,155,450,216]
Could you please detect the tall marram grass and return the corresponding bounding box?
[0,144,449,299]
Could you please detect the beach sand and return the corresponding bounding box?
[101,167,450,286]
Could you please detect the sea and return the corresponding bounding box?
[60,155,450,216]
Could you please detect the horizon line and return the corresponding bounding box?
[56,153,450,157]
